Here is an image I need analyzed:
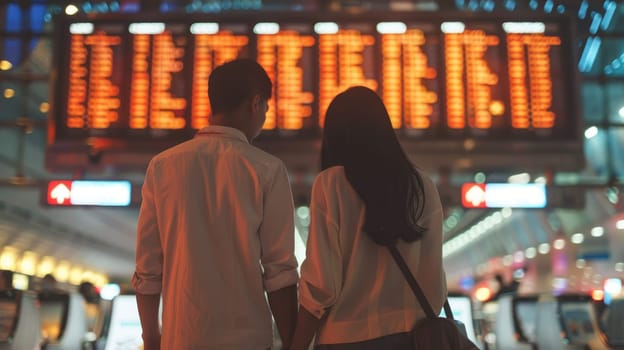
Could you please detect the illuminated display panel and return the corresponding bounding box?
[443,22,507,132]
[506,26,563,130]
[256,23,316,131]
[49,13,581,170]
[317,23,377,126]
[65,23,124,131]
[129,23,188,131]
[379,23,440,132]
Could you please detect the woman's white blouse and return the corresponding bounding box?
[299,166,447,345]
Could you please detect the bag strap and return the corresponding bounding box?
[387,244,454,321]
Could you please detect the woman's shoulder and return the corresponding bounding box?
[314,166,347,184]
[312,166,353,197]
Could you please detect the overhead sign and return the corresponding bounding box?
[50,13,579,138]
[461,183,547,208]
[45,180,132,206]
[47,12,583,172]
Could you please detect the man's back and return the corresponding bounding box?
[133,126,298,349]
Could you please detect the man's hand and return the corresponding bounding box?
[142,334,161,350]
[267,284,298,349]
[136,293,161,350]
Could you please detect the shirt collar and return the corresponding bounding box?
[195,125,249,144]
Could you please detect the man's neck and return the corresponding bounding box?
[209,116,252,141]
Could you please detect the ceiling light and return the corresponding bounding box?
[39,102,50,113]
[591,226,604,237]
[253,22,280,35]
[37,256,56,277]
[553,238,566,250]
[571,233,584,244]
[584,126,598,139]
[525,247,537,259]
[441,22,465,33]
[65,4,79,15]
[4,88,15,99]
[55,262,71,282]
[0,60,12,70]
[538,243,550,254]
[508,172,530,184]
[314,22,338,34]
[0,247,18,270]
[376,22,407,34]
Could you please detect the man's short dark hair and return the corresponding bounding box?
[208,59,272,115]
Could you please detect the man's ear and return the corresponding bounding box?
[250,94,262,113]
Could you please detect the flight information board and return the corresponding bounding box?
[48,12,582,170]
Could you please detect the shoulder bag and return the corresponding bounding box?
[388,245,479,350]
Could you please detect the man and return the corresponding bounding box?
[133,59,298,350]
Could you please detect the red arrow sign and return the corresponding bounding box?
[462,183,487,208]
[47,181,73,205]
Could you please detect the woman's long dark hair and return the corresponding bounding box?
[321,86,427,246]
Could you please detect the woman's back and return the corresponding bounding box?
[299,165,447,345]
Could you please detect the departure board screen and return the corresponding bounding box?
[256,23,316,130]
[65,24,124,130]
[380,22,440,132]
[49,13,581,169]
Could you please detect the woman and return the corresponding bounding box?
[291,86,447,350]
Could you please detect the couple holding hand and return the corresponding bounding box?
[133,59,446,350]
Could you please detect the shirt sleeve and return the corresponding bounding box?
[132,160,163,295]
[415,176,447,314]
[258,162,299,293]
[298,175,342,319]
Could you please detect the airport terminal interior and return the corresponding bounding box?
[0,0,624,348]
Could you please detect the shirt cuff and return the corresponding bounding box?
[299,290,327,319]
[131,272,162,295]
[264,268,298,293]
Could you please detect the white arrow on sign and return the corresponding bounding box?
[50,183,71,204]
[465,185,486,207]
